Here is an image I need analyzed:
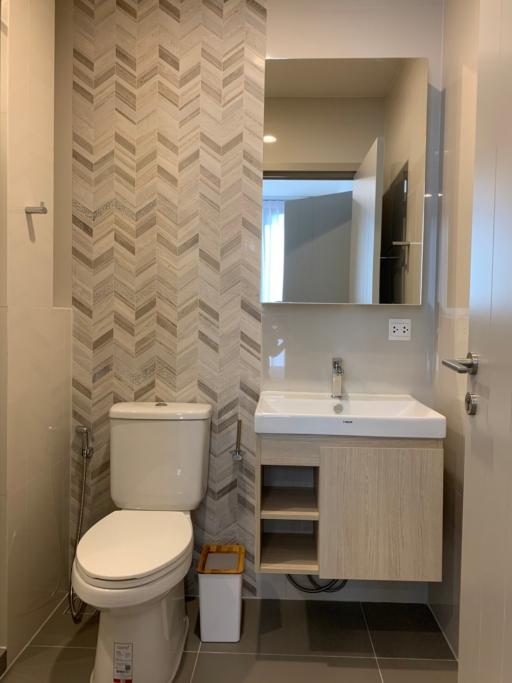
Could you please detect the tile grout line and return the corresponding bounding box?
[29,644,201,653]
[200,650,384,660]
[0,594,68,680]
[360,602,385,683]
[374,656,457,662]
[197,650,458,661]
[189,642,202,683]
[27,643,458,664]
[30,645,97,651]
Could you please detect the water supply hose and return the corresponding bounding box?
[68,426,92,623]
[286,574,348,594]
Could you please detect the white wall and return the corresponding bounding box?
[267,0,444,88]
[263,303,434,403]
[0,0,72,665]
[349,138,384,304]
[383,59,429,304]
[258,0,444,603]
[381,59,429,305]
[429,0,479,655]
[383,60,429,192]
[264,97,385,171]
[54,0,72,307]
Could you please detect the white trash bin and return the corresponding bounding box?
[197,544,245,642]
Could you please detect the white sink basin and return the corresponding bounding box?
[255,392,446,439]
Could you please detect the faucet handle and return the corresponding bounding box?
[332,357,344,375]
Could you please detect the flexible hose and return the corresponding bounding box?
[307,575,348,592]
[286,575,337,593]
[286,574,348,594]
[68,453,89,623]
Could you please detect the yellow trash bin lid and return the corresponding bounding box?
[197,544,245,574]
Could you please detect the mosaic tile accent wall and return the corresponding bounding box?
[72,0,265,591]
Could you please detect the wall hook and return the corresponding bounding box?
[25,202,48,215]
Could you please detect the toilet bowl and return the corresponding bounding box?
[73,510,194,683]
[72,402,212,683]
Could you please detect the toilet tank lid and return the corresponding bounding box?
[110,402,212,420]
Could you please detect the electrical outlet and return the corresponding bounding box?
[389,318,411,341]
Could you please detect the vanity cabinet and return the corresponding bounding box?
[255,435,443,582]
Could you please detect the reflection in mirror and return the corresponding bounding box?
[261,58,428,305]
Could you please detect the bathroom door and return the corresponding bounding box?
[458,0,512,680]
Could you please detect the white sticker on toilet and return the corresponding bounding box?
[113,642,133,682]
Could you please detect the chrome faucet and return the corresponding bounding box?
[331,357,344,399]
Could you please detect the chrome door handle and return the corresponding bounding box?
[442,352,479,375]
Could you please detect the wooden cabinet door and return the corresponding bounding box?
[318,445,443,581]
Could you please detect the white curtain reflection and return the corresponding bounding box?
[261,200,285,301]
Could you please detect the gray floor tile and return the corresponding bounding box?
[31,599,201,654]
[379,658,458,682]
[192,653,381,683]
[184,598,201,652]
[32,609,99,648]
[1,647,197,683]
[362,603,455,660]
[1,647,95,682]
[3,599,456,682]
[172,652,198,683]
[200,599,373,657]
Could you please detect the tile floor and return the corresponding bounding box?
[0,599,457,682]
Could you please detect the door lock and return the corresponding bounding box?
[465,392,479,416]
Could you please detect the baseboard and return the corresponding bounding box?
[188,578,429,603]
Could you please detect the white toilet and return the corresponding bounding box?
[72,401,212,683]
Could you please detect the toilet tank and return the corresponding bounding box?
[109,402,212,511]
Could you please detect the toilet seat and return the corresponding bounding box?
[72,549,192,610]
[72,510,194,610]
[74,550,191,590]
[76,510,193,589]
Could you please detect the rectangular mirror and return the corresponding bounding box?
[261,58,429,305]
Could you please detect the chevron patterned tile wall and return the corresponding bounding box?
[72,0,265,592]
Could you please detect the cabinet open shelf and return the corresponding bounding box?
[256,434,444,581]
[260,531,319,574]
[260,486,319,520]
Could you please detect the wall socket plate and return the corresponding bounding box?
[388,318,412,341]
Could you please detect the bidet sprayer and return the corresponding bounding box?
[75,425,93,459]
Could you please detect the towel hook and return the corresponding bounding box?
[25,202,48,215]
